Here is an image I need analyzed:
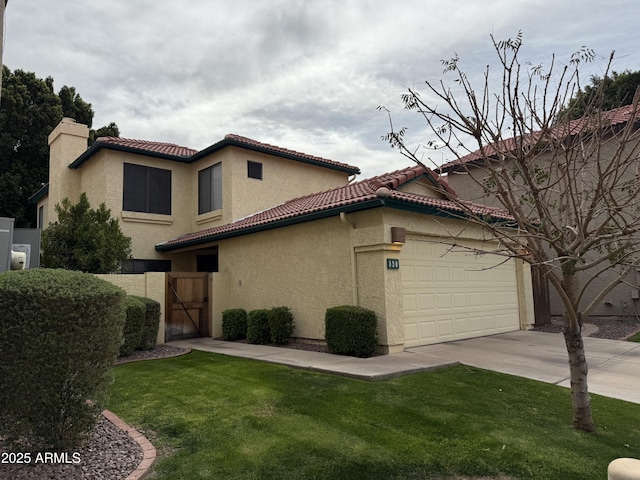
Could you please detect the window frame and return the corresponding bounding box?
[123,163,172,215]
[247,160,263,180]
[198,162,222,215]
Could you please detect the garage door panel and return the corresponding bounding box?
[402,236,520,347]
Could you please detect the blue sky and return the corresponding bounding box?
[4,0,640,177]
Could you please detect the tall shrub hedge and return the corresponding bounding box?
[0,269,126,451]
[325,306,378,357]
[131,295,161,350]
[120,296,146,357]
[222,308,247,340]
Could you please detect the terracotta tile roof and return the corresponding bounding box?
[222,134,360,174]
[156,166,512,251]
[96,137,198,158]
[185,133,360,174]
[75,134,360,174]
[439,103,640,173]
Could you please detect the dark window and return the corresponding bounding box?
[122,259,172,274]
[38,206,44,229]
[198,163,222,214]
[197,251,218,272]
[123,163,171,215]
[247,160,263,180]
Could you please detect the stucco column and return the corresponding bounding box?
[47,118,89,224]
[355,243,405,354]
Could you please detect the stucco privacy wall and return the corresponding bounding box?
[95,272,167,346]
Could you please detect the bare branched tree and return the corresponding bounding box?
[381,32,640,432]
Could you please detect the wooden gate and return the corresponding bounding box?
[165,272,209,342]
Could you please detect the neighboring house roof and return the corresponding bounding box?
[156,165,512,251]
[68,134,360,174]
[439,103,640,174]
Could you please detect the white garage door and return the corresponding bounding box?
[402,235,521,347]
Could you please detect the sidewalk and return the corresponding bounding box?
[169,330,640,404]
[168,337,458,381]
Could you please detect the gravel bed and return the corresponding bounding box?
[0,416,142,480]
[533,316,640,340]
[0,345,188,480]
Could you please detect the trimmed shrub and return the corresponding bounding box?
[0,269,126,451]
[119,296,146,357]
[325,306,378,358]
[222,308,247,340]
[247,309,271,344]
[131,295,161,350]
[268,306,295,345]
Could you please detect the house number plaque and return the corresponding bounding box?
[386,258,400,270]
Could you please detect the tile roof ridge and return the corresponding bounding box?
[223,133,360,172]
[96,136,195,148]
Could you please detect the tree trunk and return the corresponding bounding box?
[562,273,595,432]
[563,324,595,432]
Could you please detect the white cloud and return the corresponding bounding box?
[4,0,640,178]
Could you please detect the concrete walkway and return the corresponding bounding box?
[169,330,640,404]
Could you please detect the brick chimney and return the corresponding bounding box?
[46,118,89,223]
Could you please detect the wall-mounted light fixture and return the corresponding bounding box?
[391,227,406,245]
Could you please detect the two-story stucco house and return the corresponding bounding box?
[34,118,534,352]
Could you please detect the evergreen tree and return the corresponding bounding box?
[0,67,119,226]
[41,193,132,273]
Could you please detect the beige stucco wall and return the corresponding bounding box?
[191,146,351,232]
[46,118,89,224]
[215,216,355,340]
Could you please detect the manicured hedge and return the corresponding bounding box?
[131,295,161,350]
[120,296,146,357]
[222,308,247,340]
[0,269,126,450]
[269,306,295,345]
[325,306,378,358]
[247,309,271,344]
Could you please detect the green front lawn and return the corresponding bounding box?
[108,350,639,480]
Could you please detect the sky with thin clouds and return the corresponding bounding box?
[4,1,640,178]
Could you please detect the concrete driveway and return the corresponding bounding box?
[406,330,640,404]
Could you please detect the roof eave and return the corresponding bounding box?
[68,142,192,169]
[29,183,49,204]
[189,137,361,175]
[155,199,383,251]
[156,195,515,252]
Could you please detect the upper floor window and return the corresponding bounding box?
[123,163,171,215]
[247,160,263,180]
[198,163,222,214]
